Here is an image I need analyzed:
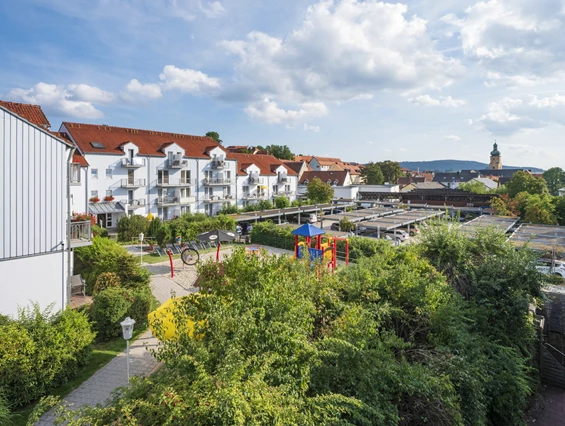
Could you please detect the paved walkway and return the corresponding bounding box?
[529,386,565,425]
[36,274,190,425]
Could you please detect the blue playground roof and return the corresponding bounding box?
[291,223,326,237]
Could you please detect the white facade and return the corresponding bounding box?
[0,106,73,316]
[235,164,298,208]
[358,184,400,193]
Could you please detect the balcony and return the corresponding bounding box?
[179,196,196,205]
[204,195,233,203]
[242,193,267,200]
[121,199,146,209]
[203,178,231,186]
[121,178,146,188]
[273,191,294,197]
[157,196,180,206]
[69,221,92,248]
[248,176,265,185]
[121,158,146,168]
[278,175,288,183]
[168,155,188,169]
[211,159,226,169]
[156,178,192,187]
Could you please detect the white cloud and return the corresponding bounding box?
[8,82,105,119]
[443,134,461,141]
[399,148,407,152]
[159,65,220,94]
[67,84,115,104]
[408,95,466,107]
[221,0,463,123]
[245,99,328,125]
[441,0,565,86]
[123,79,163,100]
[470,94,565,135]
[303,123,321,132]
[199,1,225,18]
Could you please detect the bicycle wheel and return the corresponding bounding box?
[181,247,199,265]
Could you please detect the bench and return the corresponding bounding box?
[71,274,86,297]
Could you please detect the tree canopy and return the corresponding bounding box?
[377,161,403,184]
[262,144,295,160]
[542,167,565,196]
[205,131,223,145]
[458,180,488,194]
[505,170,548,198]
[306,177,334,204]
[48,227,542,426]
[360,162,384,185]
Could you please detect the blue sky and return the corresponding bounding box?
[1,0,564,169]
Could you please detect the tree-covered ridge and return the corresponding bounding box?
[48,226,541,426]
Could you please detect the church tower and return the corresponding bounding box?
[489,142,502,170]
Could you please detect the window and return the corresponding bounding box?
[106,190,113,197]
[106,168,112,178]
[91,190,98,197]
[70,164,81,183]
[106,214,113,228]
[91,169,98,179]
[90,141,105,149]
[273,185,278,194]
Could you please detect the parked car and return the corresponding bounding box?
[236,225,242,234]
[399,225,420,236]
[331,222,340,231]
[308,213,317,224]
[385,230,409,243]
[536,259,565,278]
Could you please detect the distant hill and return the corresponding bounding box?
[399,160,544,173]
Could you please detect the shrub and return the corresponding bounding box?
[75,237,150,294]
[117,215,149,242]
[0,305,94,408]
[257,199,274,210]
[218,204,240,215]
[274,196,290,209]
[93,272,122,294]
[90,288,152,341]
[339,217,355,232]
[92,223,109,238]
[0,392,12,426]
[165,213,236,243]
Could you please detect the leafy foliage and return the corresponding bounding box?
[117,214,150,242]
[205,131,222,145]
[339,217,355,232]
[274,195,290,208]
[377,160,403,184]
[360,162,384,185]
[505,170,548,198]
[166,213,236,243]
[458,180,489,194]
[306,177,334,204]
[53,227,541,426]
[0,305,94,408]
[542,167,565,196]
[0,392,12,426]
[263,144,295,160]
[93,272,122,294]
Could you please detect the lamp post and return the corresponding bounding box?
[120,317,136,381]
[139,233,144,265]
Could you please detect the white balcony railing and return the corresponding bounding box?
[69,221,92,248]
[203,178,231,185]
[121,199,146,208]
[179,196,196,205]
[121,178,146,188]
[211,159,226,169]
[204,195,232,202]
[278,175,288,183]
[156,178,192,187]
[157,196,180,206]
[248,176,265,185]
[168,154,188,168]
[242,193,267,200]
[121,158,146,168]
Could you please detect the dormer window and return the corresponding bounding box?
[303,179,309,185]
[326,179,332,184]
[333,179,339,185]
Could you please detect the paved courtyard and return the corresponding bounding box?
[528,386,565,425]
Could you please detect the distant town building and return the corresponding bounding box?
[489,142,502,170]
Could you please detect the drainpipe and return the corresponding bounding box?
[147,156,151,215]
[196,159,200,212]
[66,147,76,306]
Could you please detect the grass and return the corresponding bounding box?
[12,295,161,426]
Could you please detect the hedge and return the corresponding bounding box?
[0,305,95,408]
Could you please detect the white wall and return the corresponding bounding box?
[0,252,68,317]
[333,186,360,200]
[359,184,400,193]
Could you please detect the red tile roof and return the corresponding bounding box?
[0,100,51,128]
[282,161,307,175]
[62,122,223,158]
[294,155,314,163]
[226,153,298,176]
[299,170,350,186]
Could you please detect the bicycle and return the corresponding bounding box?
[180,243,200,266]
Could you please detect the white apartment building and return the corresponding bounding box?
[0,102,91,317]
[60,122,239,227]
[227,153,298,207]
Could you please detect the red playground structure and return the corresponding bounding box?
[291,223,349,271]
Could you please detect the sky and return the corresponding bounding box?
[1,0,564,170]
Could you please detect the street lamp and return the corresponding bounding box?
[139,232,144,265]
[120,316,136,380]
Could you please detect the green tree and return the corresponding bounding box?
[505,170,548,198]
[306,177,334,204]
[205,131,223,145]
[513,192,557,224]
[264,144,295,160]
[458,180,488,194]
[360,162,384,184]
[274,196,290,208]
[542,167,565,196]
[377,160,403,183]
[554,196,565,226]
[338,217,355,232]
